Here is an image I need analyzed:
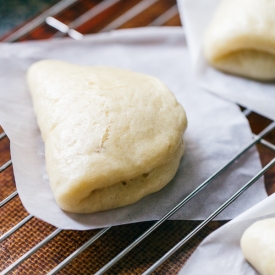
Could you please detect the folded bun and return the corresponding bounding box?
[204,0,275,81]
[241,218,275,275]
[27,60,187,213]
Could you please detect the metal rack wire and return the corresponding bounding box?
[1,0,275,274]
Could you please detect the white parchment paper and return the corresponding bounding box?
[179,193,275,275]
[177,0,275,121]
[0,27,266,230]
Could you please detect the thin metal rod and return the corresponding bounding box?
[69,0,120,29]
[0,159,12,173]
[143,157,275,274]
[149,5,178,26]
[0,132,6,141]
[254,132,275,152]
[47,227,111,275]
[46,17,83,40]
[260,138,275,151]
[95,122,275,274]
[48,0,120,39]
[67,29,83,40]
[255,121,275,137]
[0,215,33,243]
[0,228,62,275]
[46,17,69,33]
[100,0,159,32]
[0,190,17,207]
[2,0,77,42]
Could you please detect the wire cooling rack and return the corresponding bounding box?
[1,0,275,274]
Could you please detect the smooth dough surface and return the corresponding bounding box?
[203,0,275,81]
[241,218,275,275]
[27,60,187,213]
